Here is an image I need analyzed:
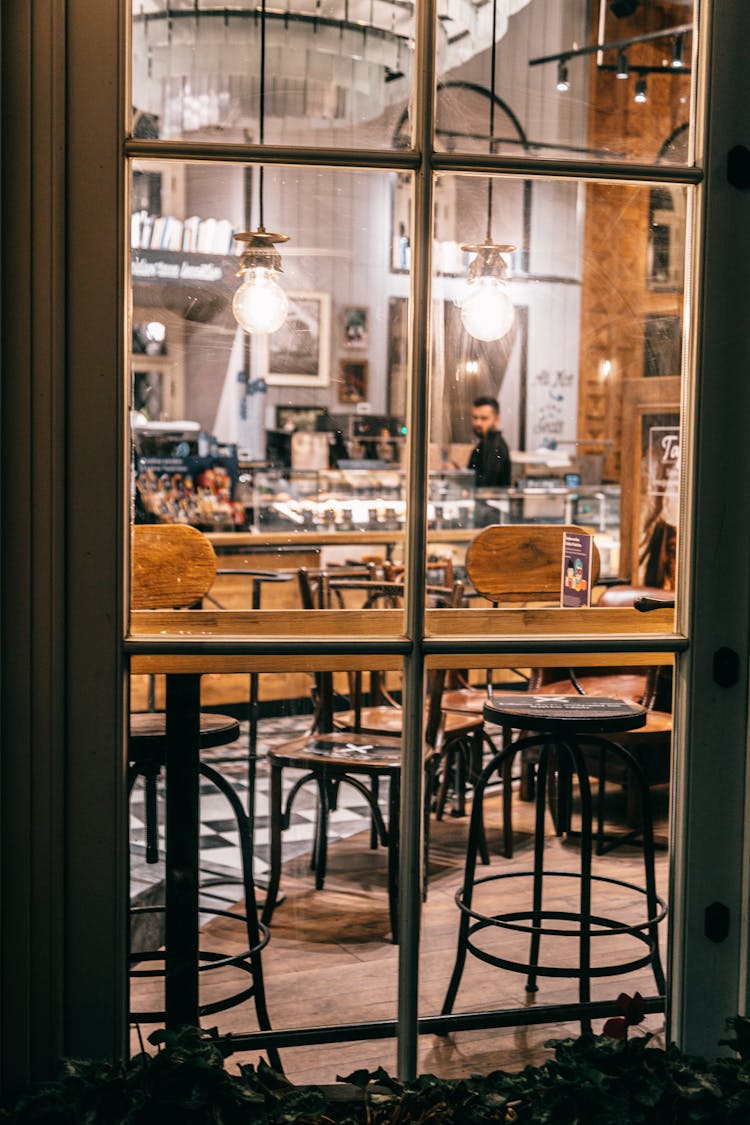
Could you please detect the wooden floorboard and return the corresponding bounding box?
[130,779,670,1084]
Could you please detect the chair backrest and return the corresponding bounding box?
[298,569,460,611]
[300,572,464,737]
[529,582,673,711]
[465,524,601,606]
[595,584,674,710]
[131,523,217,610]
[384,556,456,589]
[298,565,378,610]
[596,584,669,610]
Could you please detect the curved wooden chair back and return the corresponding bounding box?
[131,523,217,610]
[298,571,464,736]
[298,569,459,611]
[384,556,456,589]
[465,523,601,605]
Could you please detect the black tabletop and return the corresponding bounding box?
[483,693,647,734]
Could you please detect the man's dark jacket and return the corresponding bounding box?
[468,429,512,487]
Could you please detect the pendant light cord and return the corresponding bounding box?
[486,0,497,241]
[259,0,267,229]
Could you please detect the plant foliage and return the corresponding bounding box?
[3,1019,750,1124]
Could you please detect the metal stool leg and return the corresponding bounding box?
[526,745,550,994]
[200,762,282,1072]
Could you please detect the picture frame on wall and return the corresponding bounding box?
[620,377,680,586]
[338,358,369,404]
[342,305,369,349]
[265,290,331,387]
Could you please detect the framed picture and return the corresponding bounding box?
[620,377,680,585]
[342,305,369,349]
[265,290,331,387]
[338,358,369,404]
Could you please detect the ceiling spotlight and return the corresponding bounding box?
[634,76,647,103]
[556,60,570,92]
[671,34,684,68]
[616,51,629,79]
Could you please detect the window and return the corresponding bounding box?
[124,0,698,1079]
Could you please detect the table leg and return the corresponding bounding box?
[387,770,400,944]
[261,761,283,926]
[165,672,201,1028]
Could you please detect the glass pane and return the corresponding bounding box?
[129,160,413,631]
[429,174,686,624]
[131,1,415,150]
[427,0,695,165]
[129,666,405,1076]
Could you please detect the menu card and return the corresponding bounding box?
[561,531,593,608]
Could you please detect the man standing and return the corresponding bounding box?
[468,395,512,487]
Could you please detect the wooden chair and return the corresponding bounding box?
[383,554,456,589]
[528,584,672,837]
[297,570,491,850]
[260,658,451,944]
[129,524,279,1066]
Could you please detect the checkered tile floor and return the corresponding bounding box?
[129,714,393,913]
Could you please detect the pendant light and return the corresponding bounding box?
[457,0,515,343]
[232,0,289,336]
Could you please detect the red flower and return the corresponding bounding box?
[602,993,646,1039]
[602,1016,628,1039]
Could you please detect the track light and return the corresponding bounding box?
[616,51,629,79]
[556,60,570,92]
[671,34,684,68]
[634,76,647,103]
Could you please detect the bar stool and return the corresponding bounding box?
[442,694,667,1033]
[128,714,280,1072]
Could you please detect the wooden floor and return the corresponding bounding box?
[130,777,670,1086]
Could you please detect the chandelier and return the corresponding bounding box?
[131,0,533,137]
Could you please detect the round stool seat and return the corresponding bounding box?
[129,711,240,757]
[484,694,646,735]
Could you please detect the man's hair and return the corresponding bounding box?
[472,395,500,413]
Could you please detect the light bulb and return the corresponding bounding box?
[232,267,288,335]
[556,61,569,92]
[460,276,515,342]
[671,34,684,68]
[634,77,647,104]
